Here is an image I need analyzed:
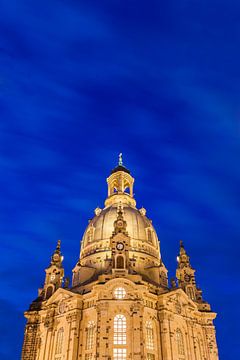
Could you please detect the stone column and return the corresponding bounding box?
[66,311,82,360]
[40,309,54,360]
[96,302,109,360]
[204,326,219,360]
[21,322,40,360]
[157,311,173,360]
[184,319,195,360]
[48,328,56,360]
[130,302,144,360]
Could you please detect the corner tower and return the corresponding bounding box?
[22,156,219,360]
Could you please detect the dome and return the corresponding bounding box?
[76,201,162,287]
[81,203,160,254]
[111,164,130,174]
[72,158,167,288]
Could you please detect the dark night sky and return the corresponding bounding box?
[0,0,240,359]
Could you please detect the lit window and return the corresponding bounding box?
[86,321,95,350]
[114,315,126,345]
[147,354,155,360]
[146,321,154,350]
[114,287,126,299]
[55,328,64,355]
[113,348,127,360]
[176,329,185,357]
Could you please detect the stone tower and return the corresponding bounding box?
[21,157,219,360]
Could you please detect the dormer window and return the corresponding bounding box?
[147,228,153,244]
[87,226,94,243]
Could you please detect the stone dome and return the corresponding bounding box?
[72,159,167,288]
[80,203,160,255]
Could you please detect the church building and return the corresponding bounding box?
[21,157,219,360]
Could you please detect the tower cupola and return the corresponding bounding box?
[176,240,211,310]
[105,154,135,207]
[42,240,64,299]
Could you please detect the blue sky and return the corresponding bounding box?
[0,0,240,358]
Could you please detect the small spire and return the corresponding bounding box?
[175,239,207,306]
[42,240,65,300]
[179,240,186,255]
[56,239,61,253]
[112,204,128,236]
[119,152,123,166]
[50,240,62,266]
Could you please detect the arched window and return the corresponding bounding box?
[146,321,154,350]
[87,227,94,243]
[113,314,127,359]
[86,321,95,350]
[123,181,130,194]
[46,285,53,299]
[116,256,124,269]
[55,327,64,355]
[114,314,126,345]
[176,329,185,358]
[147,229,153,244]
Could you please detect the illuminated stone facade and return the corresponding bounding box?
[22,160,219,360]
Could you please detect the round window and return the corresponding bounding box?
[114,287,126,299]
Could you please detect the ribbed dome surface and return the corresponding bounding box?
[81,203,159,250]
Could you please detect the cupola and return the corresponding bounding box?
[105,153,136,207]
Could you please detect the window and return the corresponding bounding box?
[146,321,154,350]
[114,287,126,299]
[116,255,124,269]
[114,314,126,345]
[147,354,155,360]
[176,329,185,357]
[113,348,127,360]
[87,227,94,243]
[113,314,127,359]
[147,229,153,243]
[46,286,53,299]
[85,355,93,360]
[86,321,95,350]
[55,328,64,355]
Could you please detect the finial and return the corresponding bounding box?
[50,240,62,266]
[179,240,186,254]
[56,239,61,252]
[119,153,123,166]
[112,203,128,235]
[117,201,123,213]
